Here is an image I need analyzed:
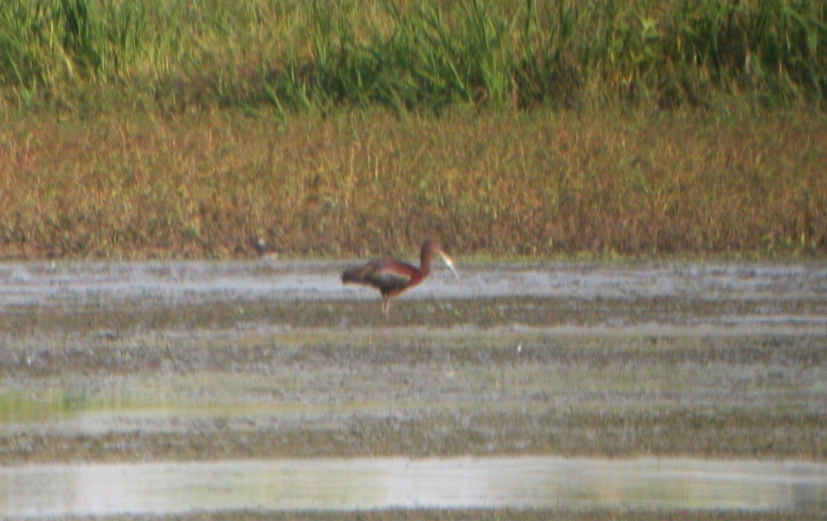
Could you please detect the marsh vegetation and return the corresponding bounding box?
[0,0,825,260]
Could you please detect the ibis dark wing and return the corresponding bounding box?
[342,260,414,295]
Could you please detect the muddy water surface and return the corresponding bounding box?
[0,260,826,518]
[2,258,826,305]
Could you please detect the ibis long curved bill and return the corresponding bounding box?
[439,251,459,280]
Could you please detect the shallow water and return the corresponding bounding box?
[1,260,826,340]
[1,259,826,305]
[2,260,826,518]
[3,456,827,517]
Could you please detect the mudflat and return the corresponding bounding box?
[1,261,825,519]
[1,260,825,464]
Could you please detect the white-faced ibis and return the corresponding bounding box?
[342,240,459,316]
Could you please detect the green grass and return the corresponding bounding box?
[1,0,825,113]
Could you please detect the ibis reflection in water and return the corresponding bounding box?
[342,241,459,316]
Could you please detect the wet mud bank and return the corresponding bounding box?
[1,331,825,464]
[0,261,825,466]
[2,260,826,336]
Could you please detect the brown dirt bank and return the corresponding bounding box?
[1,107,825,261]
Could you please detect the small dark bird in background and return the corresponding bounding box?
[255,237,267,256]
[254,237,279,262]
[342,240,458,316]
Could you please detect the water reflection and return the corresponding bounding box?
[2,457,826,517]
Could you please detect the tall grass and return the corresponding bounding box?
[1,0,825,112]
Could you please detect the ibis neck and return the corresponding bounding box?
[419,246,434,276]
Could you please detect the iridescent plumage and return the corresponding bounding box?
[342,241,458,316]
